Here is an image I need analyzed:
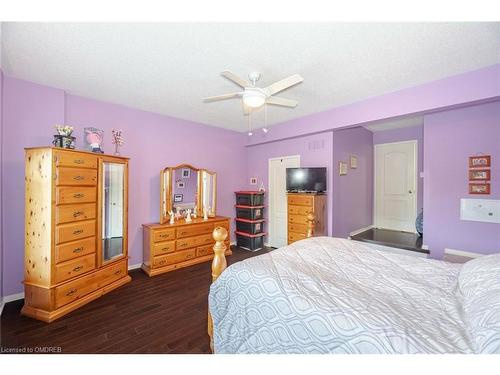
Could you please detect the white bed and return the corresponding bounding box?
[208,237,500,354]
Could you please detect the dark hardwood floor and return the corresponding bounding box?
[1,246,273,354]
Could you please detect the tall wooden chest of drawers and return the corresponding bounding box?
[142,217,231,276]
[22,147,131,322]
[287,193,327,244]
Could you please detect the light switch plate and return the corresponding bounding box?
[460,198,500,223]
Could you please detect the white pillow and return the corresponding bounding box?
[458,253,500,353]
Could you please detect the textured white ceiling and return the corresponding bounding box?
[2,22,499,132]
[364,115,424,132]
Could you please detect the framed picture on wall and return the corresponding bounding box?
[181,168,191,178]
[469,183,490,195]
[469,169,491,181]
[469,155,491,168]
[177,181,185,189]
[339,161,348,176]
[174,194,183,202]
[350,155,358,169]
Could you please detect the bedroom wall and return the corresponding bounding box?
[332,127,374,237]
[1,75,247,296]
[423,100,500,258]
[245,131,334,238]
[373,124,424,212]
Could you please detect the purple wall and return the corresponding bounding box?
[0,70,3,301]
[245,131,334,237]
[247,64,500,146]
[1,76,247,295]
[423,101,500,258]
[373,124,424,212]
[332,127,374,237]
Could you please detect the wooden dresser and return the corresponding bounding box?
[142,216,231,276]
[22,147,131,322]
[287,193,327,244]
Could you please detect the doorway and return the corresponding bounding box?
[374,140,417,232]
[268,155,301,248]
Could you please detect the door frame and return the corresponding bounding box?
[268,155,301,247]
[373,140,417,232]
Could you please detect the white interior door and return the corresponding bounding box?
[374,141,417,232]
[268,155,300,248]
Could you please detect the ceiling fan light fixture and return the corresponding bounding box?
[242,89,266,108]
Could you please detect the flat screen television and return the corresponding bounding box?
[286,167,327,193]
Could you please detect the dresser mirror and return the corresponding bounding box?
[160,164,217,224]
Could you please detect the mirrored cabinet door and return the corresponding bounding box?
[102,162,125,263]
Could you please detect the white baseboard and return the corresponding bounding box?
[349,225,374,238]
[444,248,483,259]
[3,292,25,303]
[128,263,142,270]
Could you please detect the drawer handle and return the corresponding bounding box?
[186,254,193,259]
[73,211,84,218]
[162,247,169,252]
[74,159,84,164]
[73,175,84,181]
[66,288,77,296]
[73,229,83,235]
[73,246,84,253]
[180,242,188,247]
[73,193,84,198]
[73,265,83,272]
[159,234,168,238]
[180,231,188,235]
[114,269,122,275]
[159,260,166,265]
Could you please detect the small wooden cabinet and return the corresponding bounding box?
[142,216,231,276]
[22,147,131,322]
[287,193,326,244]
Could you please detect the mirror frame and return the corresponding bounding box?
[200,169,217,218]
[160,164,217,224]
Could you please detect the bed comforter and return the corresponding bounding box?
[208,237,475,353]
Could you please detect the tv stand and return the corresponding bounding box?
[287,192,327,244]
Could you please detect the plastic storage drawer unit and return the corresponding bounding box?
[235,205,264,220]
[235,218,264,234]
[235,191,265,206]
[235,231,265,251]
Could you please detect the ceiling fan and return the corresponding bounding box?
[202,71,304,115]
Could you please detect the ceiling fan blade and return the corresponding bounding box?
[221,71,251,88]
[264,74,303,96]
[266,96,298,108]
[202,92,241,102]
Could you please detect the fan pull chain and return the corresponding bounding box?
[248,112,253,136]
[263,104,268,133]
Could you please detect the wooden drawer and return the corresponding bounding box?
[54,260,126,309]
[55,237,96,264]
[196,244,214,257]
[288,214,308,225]
[54,150,98,169]
[288,223,307,234]
[56,167,97,186]
[56,220,96,244]
[288,231,307,243]
[152,249,196,268]
[56,203,96,224]
[153,228,176,243]
[176,236,198,250]
[152,240,176,256]
[287,195,313,206]
[213,220,229,231]
[195,233,213,246]
[56,186,96,205]
[54,254,96,284]
[177,223,213,238]
[288,205,312,216]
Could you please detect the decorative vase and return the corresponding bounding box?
[415,210,423,236]
[114,143,120,156]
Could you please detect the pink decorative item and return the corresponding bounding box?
[84,127,104,153]
[111,128,124,155]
